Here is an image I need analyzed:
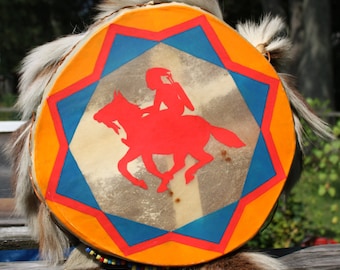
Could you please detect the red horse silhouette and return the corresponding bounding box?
[93,68,245,192]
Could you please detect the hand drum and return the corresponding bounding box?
[30,3,296,266]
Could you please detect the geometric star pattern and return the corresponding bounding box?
[32,5,295,266]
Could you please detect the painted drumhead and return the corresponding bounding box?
[31,3,296,267]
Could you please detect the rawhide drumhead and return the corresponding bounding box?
[30,3,296,267]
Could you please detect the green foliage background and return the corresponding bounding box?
[248,100,340,248]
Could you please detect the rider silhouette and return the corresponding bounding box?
[143,68,194,116]
[93,68,245,192]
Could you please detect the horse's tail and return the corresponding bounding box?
[210,125,246,148]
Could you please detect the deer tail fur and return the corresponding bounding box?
[6,33,86,264]
[5,121,40,236]
[5,122,69,264]
[236,15,334,149]
[16,33,84,120]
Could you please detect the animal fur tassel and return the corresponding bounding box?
[5,121,41,238]
[236,15,335,148]
[16,34,84,120]
[5,123,69,265]
[37,203,70,264]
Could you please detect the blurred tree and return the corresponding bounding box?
[260,0,287,18]
[0,0,99,95]
[298,0,334,105]
[218,0,262,27]
[331,1,340,111]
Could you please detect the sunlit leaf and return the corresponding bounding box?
[328,187,336,197]
[318,184,327,196]
[332,216,338,224]
[330,204,338,212]
[329,154,339,165]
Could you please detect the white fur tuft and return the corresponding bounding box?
[13,127,41,237]
[236,15,292,72]
[63,244,101,270]
[236,15,290,53]
[280,73,335,147]
[244,252,287,270]
[237,16,334,147]
[38,203,70,264]
[17,33,85,120]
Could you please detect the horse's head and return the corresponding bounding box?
[93,91,140,134]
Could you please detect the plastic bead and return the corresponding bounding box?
[85,246,162,269]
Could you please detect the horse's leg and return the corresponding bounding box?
[185,150,213,184]
[118,150,147,189]
[142,154,173,193]
[142,154,166,181]
[143,153,187,193]
[157,153,187,192]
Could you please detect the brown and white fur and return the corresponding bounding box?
[6,1,334,269]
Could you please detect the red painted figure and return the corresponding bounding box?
[94,68,245,192]
[143,67,194,116]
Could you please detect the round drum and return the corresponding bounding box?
[31,3,296,267]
